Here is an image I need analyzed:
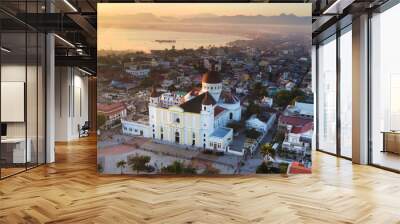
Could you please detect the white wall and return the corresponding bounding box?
[55,67,89,141]
[1,63,46,164]
[1,65,26,139]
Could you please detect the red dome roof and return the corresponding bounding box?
[202,70,221,84]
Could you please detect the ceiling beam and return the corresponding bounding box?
[67,13,97,39]
[55,55,96,71]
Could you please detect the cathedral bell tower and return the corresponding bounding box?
[149,85,160,106]
[200,92,215,149]
[149,86,160,139]
[200,61,222,102]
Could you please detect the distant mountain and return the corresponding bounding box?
[103,13,310,25]
[103,13,163,23]
[188,13,218,19]
[180,14,310,25]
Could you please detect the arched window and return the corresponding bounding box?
[229,112,233,120]
[175,131,180,143]
[176,118,180,123]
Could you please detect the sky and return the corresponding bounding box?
[98,3,311,17]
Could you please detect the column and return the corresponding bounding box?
[352,14,369,164]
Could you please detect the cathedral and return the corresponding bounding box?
[122,66,241,153]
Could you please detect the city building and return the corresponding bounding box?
[122,66,241,153]
[125,67,150,77]
[98,102,127,128]
[278,115,313,134]
[246,113,276,134]
[284,101,314,119]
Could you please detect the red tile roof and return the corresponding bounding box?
[288,162,312,174]
[98,102,126,117]
[214,106,226,117]
[279,115,313,134]
[98,144,135,156]
[291,121,314,134]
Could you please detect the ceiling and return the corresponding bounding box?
[0,0,393,74]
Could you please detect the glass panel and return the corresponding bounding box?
[26,0,39,169]
[27,31,38,169]
[317,36,337,154]
[371,4,400,171]
[0,1,46,178]
[339,28,352,158]
[1,30,27,177]
[38,33,45,165]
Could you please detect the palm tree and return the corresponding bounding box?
[116,160,127,175]
[128,154,151,174]
[260,143,275,161]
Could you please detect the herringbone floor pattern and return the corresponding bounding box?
[1,136,400,224]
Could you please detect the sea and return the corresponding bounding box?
[98,28,249,52]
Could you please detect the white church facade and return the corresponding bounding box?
[122,67,241,153]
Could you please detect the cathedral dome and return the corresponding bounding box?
[201,70,221,84]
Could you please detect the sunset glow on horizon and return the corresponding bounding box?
[98,3,310,17]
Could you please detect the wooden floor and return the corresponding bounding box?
[1,136,400,224]
[372,150,400,171]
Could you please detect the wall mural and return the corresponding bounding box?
[97,3,313,175]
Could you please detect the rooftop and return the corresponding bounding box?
[221,92,239,104]
[214,106,226,117]
[202,69,221,84]
[210,127,232,138]
[279,115,313,129]
[202,92,216,105]
[97,102,126,116]
[180,92,215,113]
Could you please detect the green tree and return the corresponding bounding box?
[279,162,289,174]
[273,131,286,144]
[116,160,127,175]
[274,90,292,107]
[168,85,177,92]
[290,88,306,105]
[246,102,262,118]
[290,88,305,99]
[97,112,107,129]
[252,82,267,99]
[139,76,154,88]
[161,161,196,174]
[274,88,307,107]
[128,154,151,174]
[256,161,273,174]
[227,121,244,133]
[202,165,220,175]
[245,129,261,139]
[260,143,275,161]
